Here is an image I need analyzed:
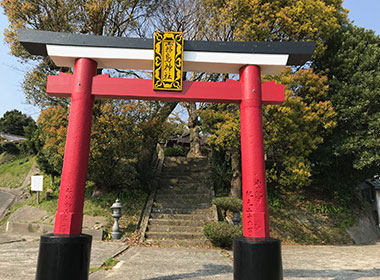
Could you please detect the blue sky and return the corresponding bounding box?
[0,0,380,120]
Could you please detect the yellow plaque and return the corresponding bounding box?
[153,31,184,91]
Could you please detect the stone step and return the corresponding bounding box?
[161,168,208,174]
[149,219,208,227]
[163,164,209,170]
[150,213,212,220]
[157,187,211,194]
[158,183,210,189]
[153,201,211,208]
[146,231,204,240]
[157,187,211,195]
[159,177,208,184]
[151,207,212,215]
[155,193,211,200]
[148,225,204,232]
[155,198,211,208]
[145,238,211,247]
[162,167,208,174]
[164,157,208,165]
[156,192,211,199]
[159,176,208,182]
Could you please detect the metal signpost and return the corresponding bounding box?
[18,29,314,280]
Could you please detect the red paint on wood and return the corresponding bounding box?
[261,81,285,105]
[48,66,284,236]
[240,65,270,238]
[46,74,284,105]
[53,58,97,235]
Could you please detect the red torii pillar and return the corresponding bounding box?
[38,58,284,280]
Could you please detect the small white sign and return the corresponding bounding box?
[31,175,43,192]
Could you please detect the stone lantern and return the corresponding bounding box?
[110,199,122,240]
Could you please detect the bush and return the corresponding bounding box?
[203,222,242,248]
[212,197,242,212]
[0,142,20,155]
[164,146,188,157]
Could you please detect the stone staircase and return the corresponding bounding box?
[145,157,216,247]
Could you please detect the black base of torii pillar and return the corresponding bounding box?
[234,237,283,280]
[35,234,92,280]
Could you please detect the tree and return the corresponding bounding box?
[200,103,241,196]
[1,0,182,187]
[0,109,35,136]
[313,24,380,188]
[35,100,171,191]
[1,0,159,107]
[263,68,336,191]
[198,0,346,197]
[35,105,68,182]
[150,0,209,158]
[201,68,336,194]
[201,0,348,56]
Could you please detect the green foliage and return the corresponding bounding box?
[34,101,170,192]
[0,156,34,188]
[203,222,242,248]
[164,146,188,157]
[200,104,240,151]
[0,152,19,165]
[34,105,68,178]
[200,0,348,56]
[1,0,160,108]
[0,142,20,155]
[0,109,35,136]
[212,197,242,213]
[88,102,141,191]
[102,258,119,270]
[263,68,336,191]
[268,190,356,244]
[208,150,232,196]
[314,24,380,188]
[201,69,336,192]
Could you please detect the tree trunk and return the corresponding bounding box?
[137,102,178,168]
[186,102,202,158]
[229,147,242,198]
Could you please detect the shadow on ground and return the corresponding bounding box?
[284,268,380,279]
[144,264,233,280]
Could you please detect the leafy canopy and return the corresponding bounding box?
[314,24,380,172]
[0,109,35,136]
[201,0,348,56]
[35,100,171,191]
[201,68,336,191]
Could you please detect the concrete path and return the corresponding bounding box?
[0,190,14,219]
[90,247,233,280]
[283,244,380,280]
[91,244,380,280]
[0,231,380,280]
[0,233,127,280]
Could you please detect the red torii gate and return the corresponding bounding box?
[48,66,283,238]
[19,29,314,280]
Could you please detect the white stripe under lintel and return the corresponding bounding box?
[46,45,289,75]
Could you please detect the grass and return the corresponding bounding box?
[0,153,148,240]
[268,191,356,245]
[9,177,148,239]
[0,155,34,188]
[0,152,19,165]
[82,184,148,239]
[90,257,119,273]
